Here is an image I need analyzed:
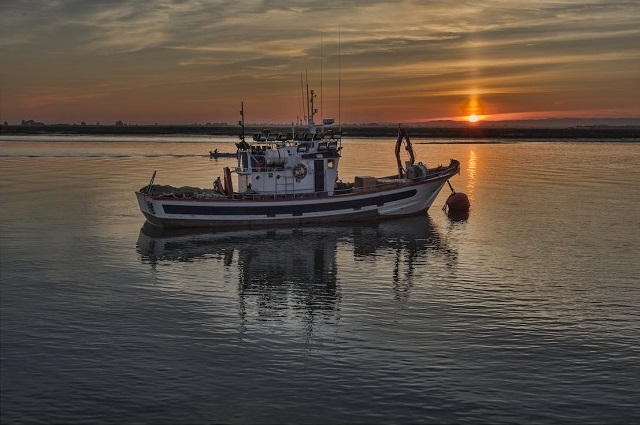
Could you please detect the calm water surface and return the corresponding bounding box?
[1,135,639,424]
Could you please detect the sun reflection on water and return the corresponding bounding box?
[467,149,477,200]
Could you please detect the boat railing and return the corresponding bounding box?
[250,129,342,143]
[232,177,411,200]
[236,165,287,173]
[233,189,330,201]
[425,159,460,178]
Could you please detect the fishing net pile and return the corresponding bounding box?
[140,184,225,199]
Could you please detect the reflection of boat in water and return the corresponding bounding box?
[136,92,460,229]
[137,215,456,325]
[137,215,452,265]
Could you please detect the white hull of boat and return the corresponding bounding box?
[136,171,454,229]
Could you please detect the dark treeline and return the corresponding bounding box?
[1,124,638,139]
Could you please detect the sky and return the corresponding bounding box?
[0,0,638,125]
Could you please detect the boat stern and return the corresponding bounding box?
[135,191,166,227]
[136,191,152,214]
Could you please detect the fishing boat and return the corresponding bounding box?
[135,91,461,229]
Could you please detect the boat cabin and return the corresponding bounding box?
[236,129,342,198]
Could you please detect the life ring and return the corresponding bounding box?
[292,163,308,181]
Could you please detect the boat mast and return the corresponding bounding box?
[305,70,317,133]
[305,69,310,126]
[338,26,342,133]
[238,101,245,143]
[309,89,317,134]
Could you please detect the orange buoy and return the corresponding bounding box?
[443,180,470,212]
[446,192,470,212]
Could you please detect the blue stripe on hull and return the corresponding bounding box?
[161,189,417,216]
[143,209,385,229]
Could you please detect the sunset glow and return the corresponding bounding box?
[0,1,638,125]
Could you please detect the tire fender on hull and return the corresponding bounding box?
[223,167,233,198]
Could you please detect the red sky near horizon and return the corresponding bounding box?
[1,1,638,125]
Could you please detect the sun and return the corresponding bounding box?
[468,114,479,123]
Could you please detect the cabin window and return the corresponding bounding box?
[297,143,311,152]
[327,159,335,169]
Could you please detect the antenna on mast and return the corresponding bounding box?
[338,25,342,132]
[320,29,323,123]
[299,73,305,126]
[305,69,310,126]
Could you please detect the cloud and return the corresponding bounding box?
[1,0,638,123]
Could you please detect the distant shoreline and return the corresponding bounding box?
[1,124,638,140]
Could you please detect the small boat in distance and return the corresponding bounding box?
[136,92,461,229]
[209,149,237,159]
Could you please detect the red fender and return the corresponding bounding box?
[446,192,470,212]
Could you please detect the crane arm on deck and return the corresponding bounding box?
[395,126,416,178]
